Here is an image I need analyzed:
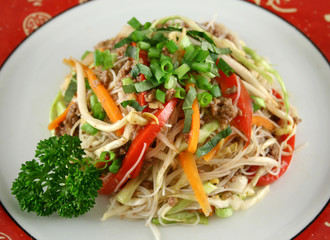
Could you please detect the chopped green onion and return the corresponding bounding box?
[64,74,77,102]
[122,77,133,85]
[94,49,116,70]
[183,45,196,62]
[217,58,234,77]
[143,22,152,29]
[124,45,139,60]
[90,94,106,120]
[198,120,220,144]
[165,40,179,53]
[127,17,142,29]
[164,75,177,89]
[81,122,98,136]
[137,41,151,50]
[173,64,190,79]
[180,36,191,48]
[197,92,213,107]
[150,61,165,82]
[134,79,158,92]
[182,86,197,133]
[156,89,166,103]
[109,158,122,174]
[114,37,132,49]
[148,47,162,58]
[122,84,137,93]
[210,85,221,97]
[100,151,115,162]
[196,126,232,157]
[81,51,91,60]
[217,48,232,55]
[195,50,209,62]
[187,30,215,45]
[174,87,186,99]
[203,182,217,194]
[120,99,146,112]
[131,63,152,79]
[160,55,173,73]
[151,32,167,45]
[191,62,211,73]
[215,207,234,218]
[130,30,146,42]
[196,75,211,90]
[251,96,266,112]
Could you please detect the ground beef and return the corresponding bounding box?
[267,144,280,160]
[225,86,237,95]
[93,66,111,88]
[55,102,80,136]
[145,89,156,103]
[165,88,175,101]
[209,96,239,124]
[116,60,134,85]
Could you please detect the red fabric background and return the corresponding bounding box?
[0,0,329,239]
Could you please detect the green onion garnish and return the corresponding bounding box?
[210,85,221,97]
[134,79,158,92]
[174,87,186,99]
[217,58,234,77]
[196,75,211,90]
[156,89,166,103]
[94,49,116,70]
[150,61,165,82]
[109,158,122,174]
[191,62,211,73]
[64,74,77,102]
[124,45,139,60]
[114,37,132,49]
[197,92,213,107]
[137,41,151,50]
[130,30,146,42]
[173,64,190,79]
[127,17,142,29]
[121,100,146,112]
[164,75,177,89]
[180,36,191,48]
[165,40,179,53]
[182,86,197,133]
[122,77,133,85]
[81,122,98,136]
[122,84,137,93]
[251,96,266,112]
[148,47,162,58]
[131,63,152,79]
[196,126,232,157]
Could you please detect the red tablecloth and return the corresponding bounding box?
[0,0,329,239]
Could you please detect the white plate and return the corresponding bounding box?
[0,0,329,239]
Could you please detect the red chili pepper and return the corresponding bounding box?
[99,98,178,195]
[215,64,253,146]
[249,134,295,186]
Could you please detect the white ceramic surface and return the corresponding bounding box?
[0,0,329,239]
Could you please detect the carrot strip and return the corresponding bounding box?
[203,135,233,162]
[179,151,212,216]
[186,83,200,153]
[48,102,74,131]
[86,69,124,136]
[252,115,275,131]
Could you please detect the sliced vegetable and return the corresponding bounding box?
[121,100,146,112]
[81,122,98,135]
[216,59,252,147]
[187,87,200,154]
[99,98,178,195]
[252,115,276,131]
[182,86,197,133]
[215,207,233,218]
[178,151,212,216]
[152,212,208,225]
[167,199,193,214]
[48,102,74,131]
[196,126,232,158]
[64,74,77,102]
[86,69,124,136]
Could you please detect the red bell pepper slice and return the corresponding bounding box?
[215,66,253,146]
[249,134,295,186]
[99,98,178,195]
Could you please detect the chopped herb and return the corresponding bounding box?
[174,87,186,99]
[131,63,152,79]
[121,100,146,111]
[122,84,137,93]
[210,85,221,97]
[182,86,197,133]
[127,17,142,29]
[81,51,91,60]
[156,89,166,103]
[125,45,139,60]
[64,74,77,102]
[165,40,179,53]
[114,37,132,49]
[197,92,213,107]
[196,126,232,157]
[81,122,98,136]
[217,58,234,77]
[94,49,116,70]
